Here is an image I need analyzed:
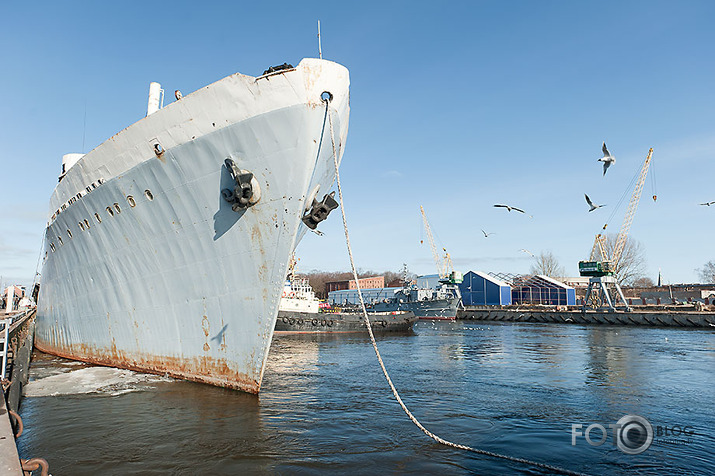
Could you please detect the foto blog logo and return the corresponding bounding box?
[572,415,654,455]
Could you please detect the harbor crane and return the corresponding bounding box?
[579,148,654,311]
[420,206,462,284]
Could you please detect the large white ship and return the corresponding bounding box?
[36,58,350,393]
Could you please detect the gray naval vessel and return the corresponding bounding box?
[367,282,461,320]
[36,59,350,393]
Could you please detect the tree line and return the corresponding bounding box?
[300,268,416,298]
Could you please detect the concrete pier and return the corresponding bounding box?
[459,306,715,328]
[0,395,22,475]
[1,310,38,476]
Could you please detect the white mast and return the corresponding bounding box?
[317,20,323,59]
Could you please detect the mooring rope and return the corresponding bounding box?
[323,97,587,476]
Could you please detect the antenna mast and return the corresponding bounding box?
[317,20,323,59]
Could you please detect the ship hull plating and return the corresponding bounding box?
[36,59,349,393]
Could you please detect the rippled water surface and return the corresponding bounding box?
[17,321,715,475]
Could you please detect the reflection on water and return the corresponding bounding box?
[17,322,715,475]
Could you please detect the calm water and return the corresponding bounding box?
[16,321,715,475]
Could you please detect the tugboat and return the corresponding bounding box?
[276,274,416,334]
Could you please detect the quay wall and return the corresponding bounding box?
[459,307,715,328]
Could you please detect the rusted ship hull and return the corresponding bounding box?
[36,59,350,393]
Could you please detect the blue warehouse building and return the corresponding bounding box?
[458,271,512,306]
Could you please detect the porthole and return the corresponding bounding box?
[79,221,85,231]
[58,236,63,245]
[107,206,114,217]
[76,193,82,200]
[95,213,102,223]
[67,229,72,238]
[50,243,56,252]
[84,219,90,228]
[127,195,136,207]
[114,203,121,213]
[145,189,154,201]
[86,186,92,193]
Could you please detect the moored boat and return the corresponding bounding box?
[36,58,350,393]
[367,283,461,320]
[276,276,416,333]
[275,310,417,334]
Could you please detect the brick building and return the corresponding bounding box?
[325,276,385,295]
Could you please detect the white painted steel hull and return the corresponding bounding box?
[36,59,349,393]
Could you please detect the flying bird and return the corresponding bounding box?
[494,204,525,213]
[481,229,495,238]
[519,249,535,257]
[598,142,616,176]
[584,194,606,212]
[699,201,715,206]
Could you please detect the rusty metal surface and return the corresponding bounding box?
[21,458,49,476]
[36,59,350,393]
[34,339,261,393]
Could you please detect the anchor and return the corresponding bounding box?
[221,158,261,211]
[302,191,339,229]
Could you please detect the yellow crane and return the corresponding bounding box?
[420,206,461,283]
[580,147,654,310]
[584,148,654,266]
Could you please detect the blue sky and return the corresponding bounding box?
[1,1,713,289]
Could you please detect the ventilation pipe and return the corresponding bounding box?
[146,82,164,116]
[58,153,85,181]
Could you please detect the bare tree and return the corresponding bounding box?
[530,251,566,278]
[632,276,654,288]
[601,234,647,286]
[696,260,715,283]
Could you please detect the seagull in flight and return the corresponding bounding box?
[699,201,715,206]
[481,229,495,238]
[584,194,606,212]
[494,204,525,213]
[598,142,616,176]
[519,249,535,257]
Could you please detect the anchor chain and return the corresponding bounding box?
[21,458,50,476]
[8,410,23,437]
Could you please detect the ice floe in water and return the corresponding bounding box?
[24,366,172,397]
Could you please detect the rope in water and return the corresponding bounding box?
[323,97,587,476]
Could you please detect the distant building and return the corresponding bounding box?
[325,276,385,295]
[561,277,590,289]
[328,287,401,306]
[626,284,715,305]
[3,285,25,313]
[416,274,440,289]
